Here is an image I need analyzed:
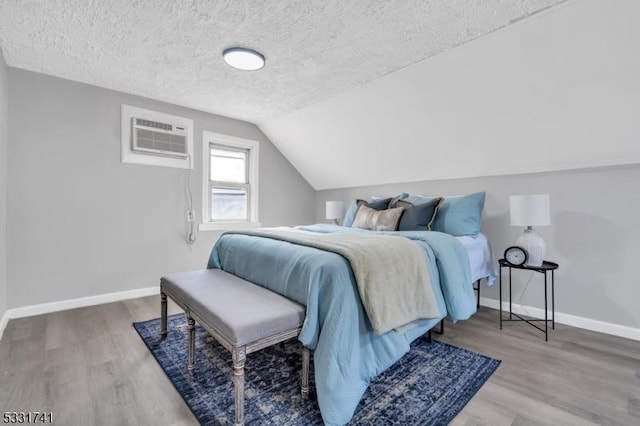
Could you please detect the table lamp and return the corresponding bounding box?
[509,194,550,267]
[325,201,345,225]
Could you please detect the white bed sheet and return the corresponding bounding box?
[456,233,498,285]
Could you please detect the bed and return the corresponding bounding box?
[206,220,498,425]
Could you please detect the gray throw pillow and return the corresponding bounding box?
[397,197,444,231]
[356,198,391,211]
[343,197,391,227]
[352,205,404,231]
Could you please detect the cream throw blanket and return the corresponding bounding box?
[230,228,441,335]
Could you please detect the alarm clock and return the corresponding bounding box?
[504,246,528,266]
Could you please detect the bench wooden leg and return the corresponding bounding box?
[188,316,195,370]
[232,346,246,426]
[301,346,310,397]
[160,292,168,337]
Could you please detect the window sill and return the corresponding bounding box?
[198,221,262,231]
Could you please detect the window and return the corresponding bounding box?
[200,132,260,230]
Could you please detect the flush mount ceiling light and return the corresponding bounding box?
[223,47,265,71]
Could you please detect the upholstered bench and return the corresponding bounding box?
[160,269,309,426]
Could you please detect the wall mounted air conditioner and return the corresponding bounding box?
[131,117,188,158]
[121,104,193,169]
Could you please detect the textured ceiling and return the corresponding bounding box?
[0,0,565,124]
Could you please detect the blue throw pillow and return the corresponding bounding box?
[431,192,486,237]
[397,198,444,231]
[342,199,359,227]
[342,197,391,226]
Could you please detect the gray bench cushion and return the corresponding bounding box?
[161,269,305,346]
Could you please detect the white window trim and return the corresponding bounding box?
[199,131,261,231]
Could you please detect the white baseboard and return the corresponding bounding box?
[2,289,638,343]
[479,296,640,342]
[0,310,9,342]
[0,286,159,340]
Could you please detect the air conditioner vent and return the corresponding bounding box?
[132,117,188,158]
[135,118,174,131]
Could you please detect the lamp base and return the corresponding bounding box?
[516,227,546,267]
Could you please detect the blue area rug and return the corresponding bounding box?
[134,314,500,425]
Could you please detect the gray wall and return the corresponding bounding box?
[0,49,7,318]
[6,69,315,309]
[6,67,638,335]
[316,165,640,330]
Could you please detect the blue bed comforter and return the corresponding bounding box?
[207,224,475,425]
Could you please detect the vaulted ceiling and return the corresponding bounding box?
[2,0,639,190]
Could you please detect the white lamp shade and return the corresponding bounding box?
[325,201,345,220]
[509,194,550,227]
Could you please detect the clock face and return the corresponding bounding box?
[505,246,527,266]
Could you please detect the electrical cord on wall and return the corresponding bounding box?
[186,154,196,246]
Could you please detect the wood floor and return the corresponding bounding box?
[1,296,638,425]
